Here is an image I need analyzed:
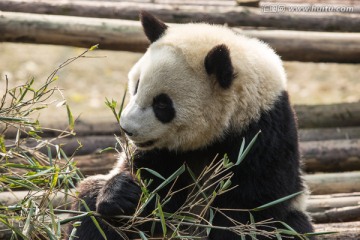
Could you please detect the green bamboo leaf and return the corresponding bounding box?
[118,89,127,118]
[22,200,35,236]
[41,224,57,240]
[3,163,48,171]
[81,201,107,240]
[221,179,232,191]
[141,168,165,180]
[60,212,89,225]
[89,44,99,51]
[69,224,79,240]
[153,164,185,193]
[50,165,60,189]
[235,131,261,166]
[206,208,214,236]
[139,231,148,240]
[0,217,28,239]
[304,231,338,236]
[252,191,303,211]
[99,147,115,153]
[277,229,299,236]
[66,104,75,131]
[157,197,167,236]
[278,222,302,239]
[1,176,41,190]
[249,212,256,240]
[187,166,208,201]
[0,135,6,153]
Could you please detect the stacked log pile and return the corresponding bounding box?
[1,0,359,239]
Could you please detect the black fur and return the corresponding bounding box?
[205,44,235,89]
[69,91,314,239]
[152,93,176,123]
[140,11,168,43]
[96,173,141,217]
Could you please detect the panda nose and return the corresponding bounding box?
[120,126,133,136]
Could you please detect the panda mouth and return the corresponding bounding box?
[135,140,156,148]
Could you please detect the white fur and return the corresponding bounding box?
[120,23,287,151]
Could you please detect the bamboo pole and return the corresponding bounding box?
[1,12,360,63]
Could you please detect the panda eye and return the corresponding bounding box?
[152,93,176,123]
[153,94,172,109]
[134,79,140,95]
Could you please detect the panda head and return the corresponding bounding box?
[120,12,287,151]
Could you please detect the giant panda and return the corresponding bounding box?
[69,11,314,240]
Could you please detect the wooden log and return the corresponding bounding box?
[4,135,118,156]
[305,172,360,195]
[1,12,360,63]
[2,100,359,143]
[295,102,360,129]
[6,152,118,176]
[1,189,360,224]
[301,139,360,173]
[5,118,360,141]
[311,206,360,223]
[0,0,359,32]
[6,150,360,194]
[1,218,359,239]
[314,221,360,239]
[299,127,360,142]
[5,135,360,173]
[2,120,121,139]
[307,192,360,212]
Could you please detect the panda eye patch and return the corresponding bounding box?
[152,93,175,123]
[134,79,140,95]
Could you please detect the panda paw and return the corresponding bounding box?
[96,172,141,217]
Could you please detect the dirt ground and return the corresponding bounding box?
[0,43,359,125]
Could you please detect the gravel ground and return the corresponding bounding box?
[1,43,359,125]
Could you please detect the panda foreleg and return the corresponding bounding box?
[68,175,120,239]
[96,172,141,217]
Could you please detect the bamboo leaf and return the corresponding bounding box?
[66,104,75,131]
[118,89,127,119]
[153,164,186,194]
[89,44,99,51]
[252,191,303,211]
[81,201,107,240]
[0,217,28,239]
[157,198,167,237]
[141,168,166,180]
[139,231,148,240]
[235,131,261,166]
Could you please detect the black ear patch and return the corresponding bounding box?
[205,44,235,89]
[140,11,168,43]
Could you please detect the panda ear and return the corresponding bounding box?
[140,11,168,43]
[205,44,234,89]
